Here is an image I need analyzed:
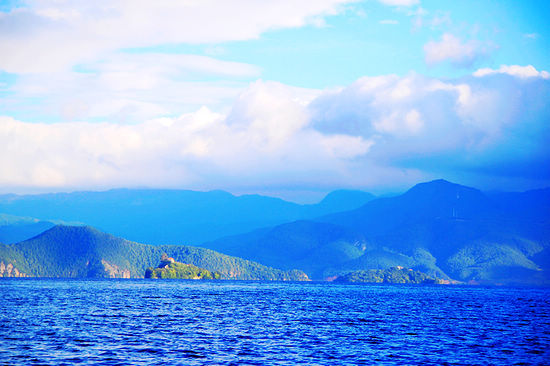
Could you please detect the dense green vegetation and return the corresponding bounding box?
[145,255,221,279]
[1,180,548,285]
[203,220,369,279]
[0,225,309,280]
[334,267,441,284]
[203,180,550,285]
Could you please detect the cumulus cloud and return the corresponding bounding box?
[424,33,494,68]
[1,70,549,194]
[308,70,550,186]
[0,81,373,192]
[473,65,550,79]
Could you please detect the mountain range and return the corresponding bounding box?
[202,180,550,284]
[0,179,548,285]
[0,188,375,245]
[0,225,308,280]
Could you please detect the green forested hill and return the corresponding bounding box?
[145,255,221,279]
[1,180,548,285]
[202,180,550,285]
[334,267,442,284]
[0,225,308,280]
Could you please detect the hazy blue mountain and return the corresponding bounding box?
[203,220,368,279]
[0,225,308,280]
[311,190,376,215]
[0,213,56,244]
[0,188,375,245]
[203,180,550,284]
[487,188,550,221]
[324,180,501,235]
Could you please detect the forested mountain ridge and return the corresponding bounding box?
[203,180,550,284]
[0,225,309,280]
[1,180,547,285]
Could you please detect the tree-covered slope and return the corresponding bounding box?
[321,180,550,284]
[202,180,550,285]
[145,255,221,279]
[334,267,442,284]
[0,188,374,245]
[203,220,370,279]
[0,225,309,280]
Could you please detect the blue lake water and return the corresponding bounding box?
[0,279,549,365]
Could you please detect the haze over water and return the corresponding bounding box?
[1,279,549,365]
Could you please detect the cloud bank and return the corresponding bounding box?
[1,67,549,194]
[0,81,372,192]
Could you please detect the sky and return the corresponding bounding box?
[0,0,549,202]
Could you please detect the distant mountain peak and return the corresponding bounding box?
[315,189,375,213]
[29,224,108,243]
[1,224,310,280]
[320,189,375,203]
[405,179,484,197]
[411,179,466,189]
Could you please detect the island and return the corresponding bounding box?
[145,254,221,279]
[334,266,443,284]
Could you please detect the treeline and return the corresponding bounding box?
[0,225,309,281]
[335,267,441,284]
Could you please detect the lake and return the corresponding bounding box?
[0,279,549,365]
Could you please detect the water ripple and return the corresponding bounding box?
[0,279,549,365]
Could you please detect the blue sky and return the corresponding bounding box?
[0,0,549,201]
[187,0,549,87]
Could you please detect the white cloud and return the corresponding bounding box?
[309,70,550,185]
[0,81,372,191]
[4,52,264,122]
[473,65,550,79]
[424,33,494,67]
[0,1,355,123]
[378,0,419,6]
[372,109,423,135]
[0,0,355,74]
[1,70,549,194]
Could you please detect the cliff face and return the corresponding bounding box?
[0,261,26,277]
[85,259,131,278]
